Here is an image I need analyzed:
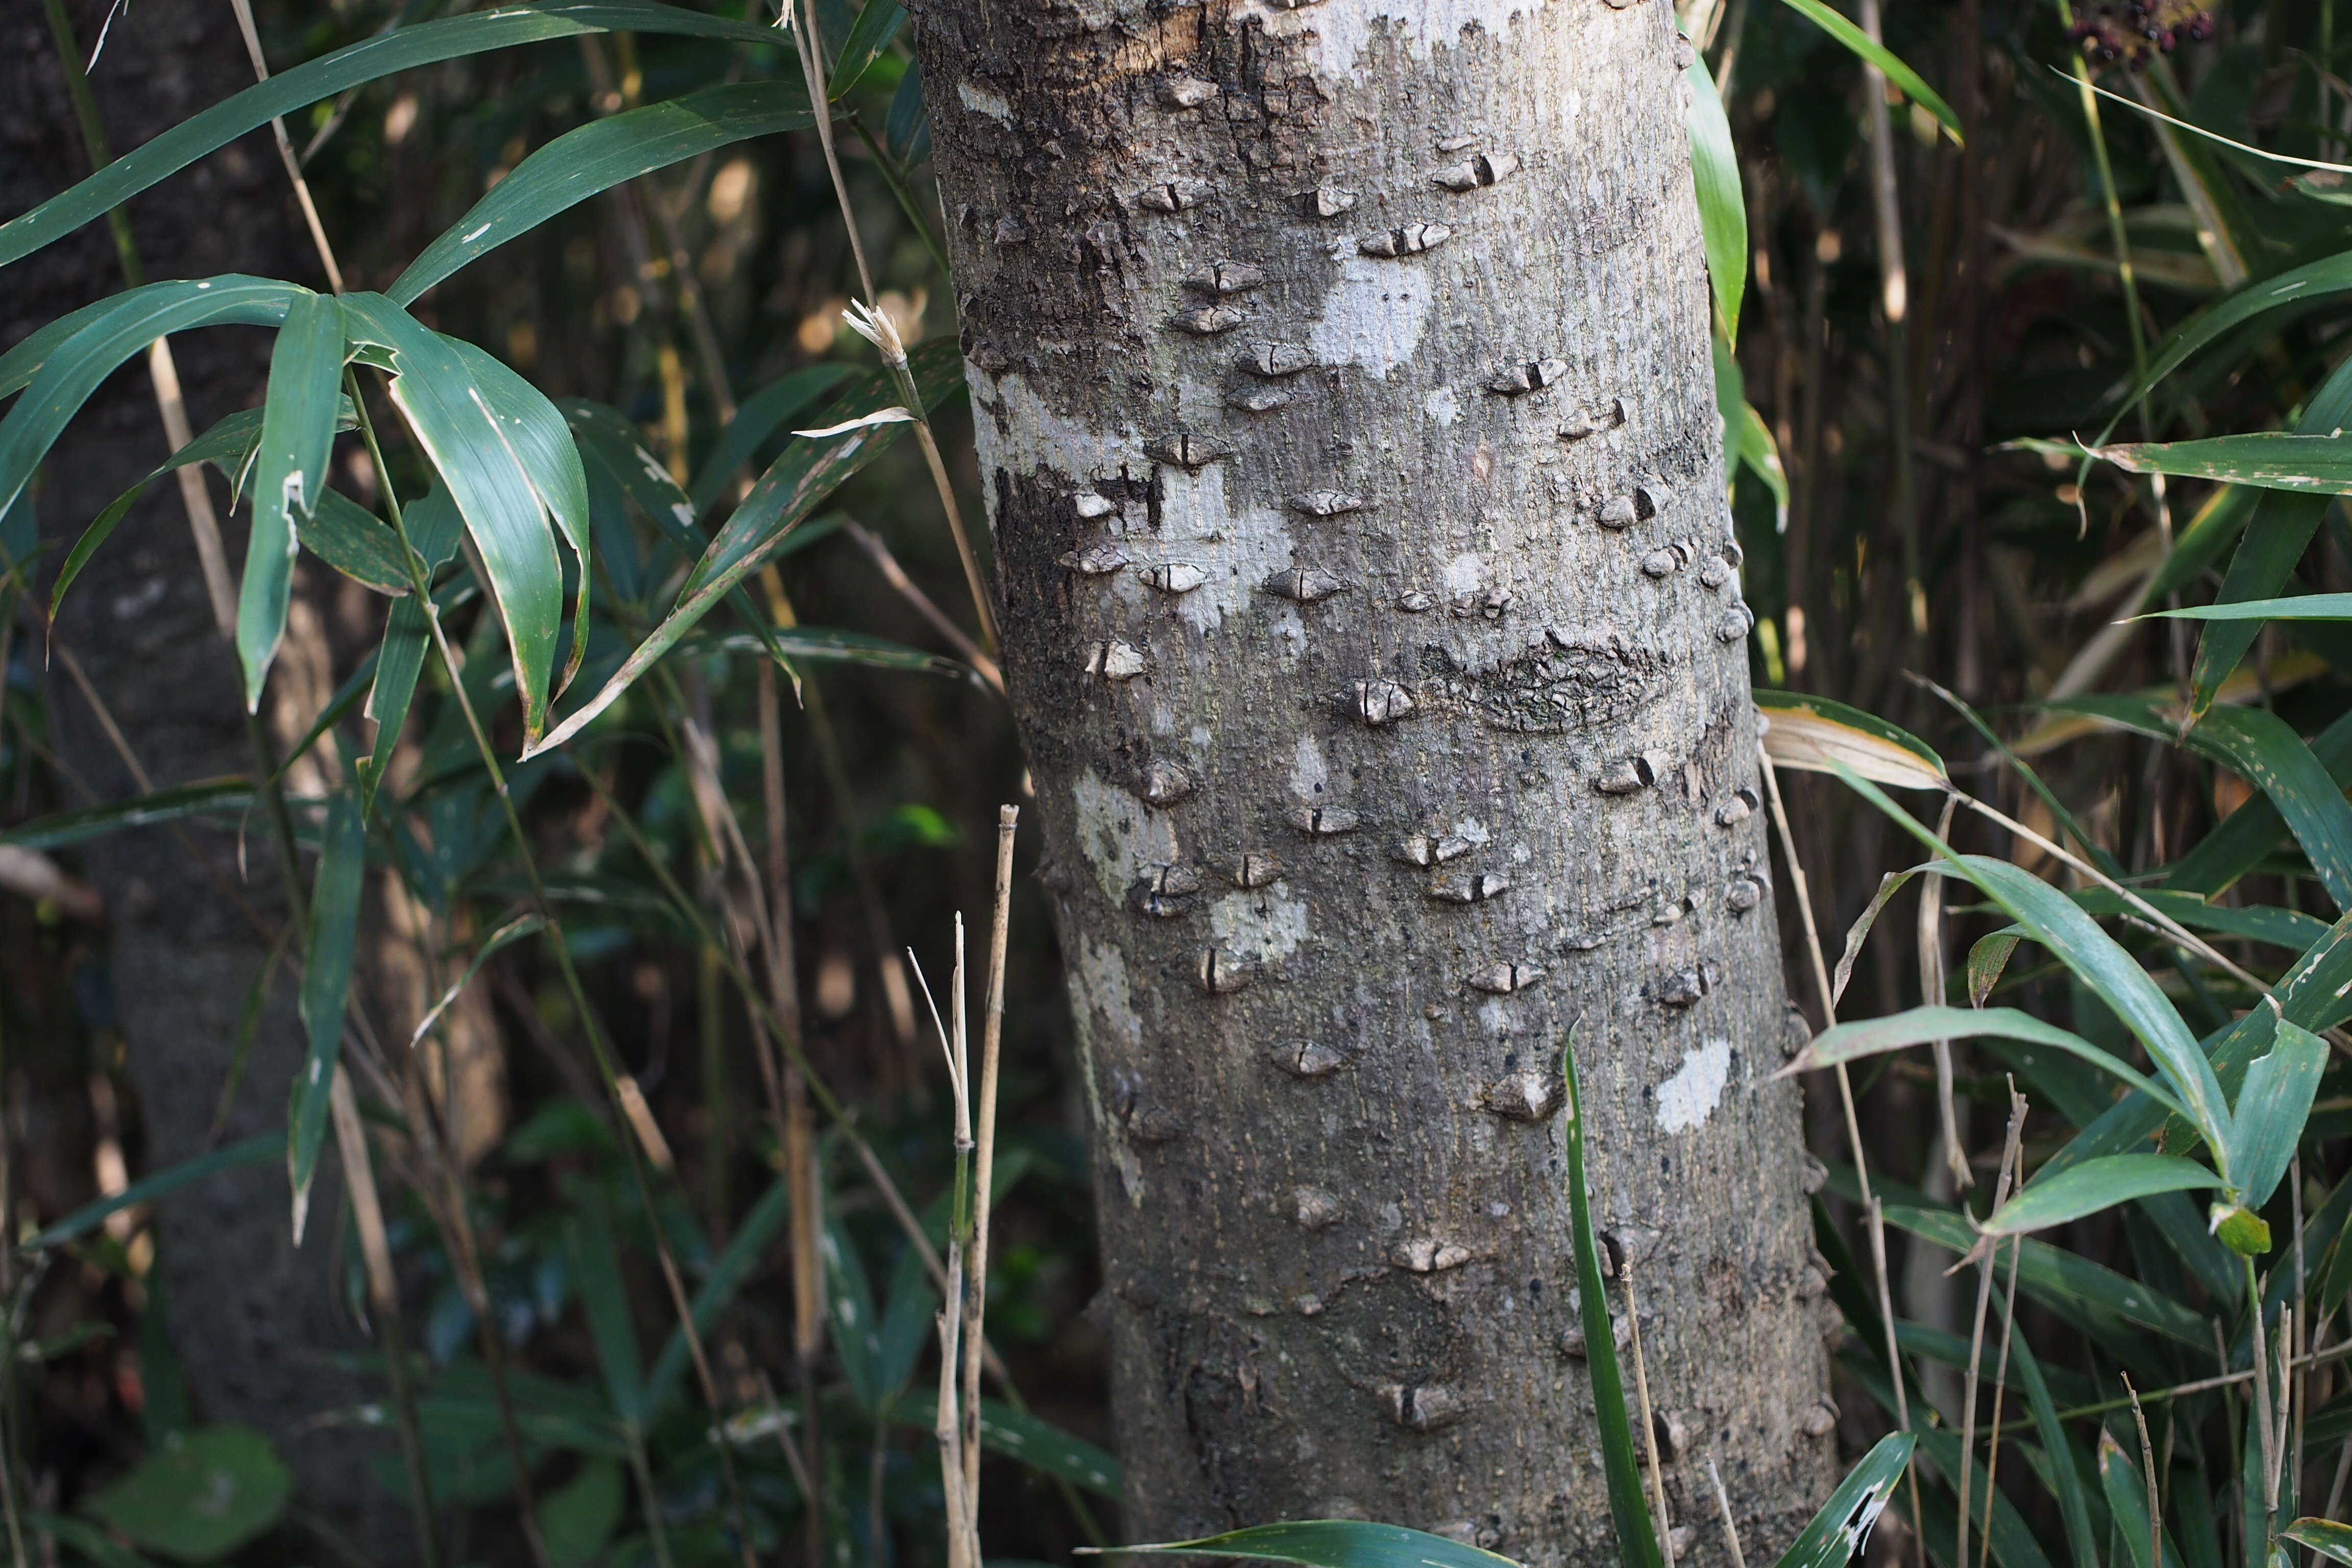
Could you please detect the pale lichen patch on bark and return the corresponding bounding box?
[955,80,1012,123]
[1655,1035,1732,1133]
[1261,0,1556,82]
[1210,888,1311,961]
[1071,770,1183,903]
[1307,254,1436,380]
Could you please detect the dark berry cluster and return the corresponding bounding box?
[2070,1,2216,68]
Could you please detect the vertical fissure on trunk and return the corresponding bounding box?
[910,2,1833,1561]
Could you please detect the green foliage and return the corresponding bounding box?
[78,1426,291,1562]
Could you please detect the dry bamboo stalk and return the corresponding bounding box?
[1621,1254,1676,1568]
[961,807,1019,1513]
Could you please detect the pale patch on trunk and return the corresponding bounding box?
[955,80,1012,123]
[1209,887,1311,961]
[1072,770,1183,902]
[1656,1035,1733,1133]
[1146,467,1303,636]
[1255,0,1555,81]
[970,370,1139,492]
[1307,252,1436,380]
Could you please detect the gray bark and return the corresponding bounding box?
[910,2,1833,1561]
[4,0,403,1547]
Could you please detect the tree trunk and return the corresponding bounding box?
[909,3,1833,1561]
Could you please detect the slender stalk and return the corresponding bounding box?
[329,1068,443,1568]
[2251,1259,2280,1517]
[1979,1236,2022,1568]
[1958,1092,2024,1568]
[627,1436,680,1568]
[221,0,346,292]
[959,808,1019,1515]
[1621,1253,1677,1568]
[2125,1376,2161,1568]
[1705,1454,1747,1568]
[347,372,762,1567]
[1854,0,1922,640]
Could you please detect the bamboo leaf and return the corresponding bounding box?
[1785,1006,2185,1117]
[685,364,854,514]
[881,1392,1123,1500]
[391,81,812,305]
[360,485,465,814]
[2100,1429,2188,1568]
[2172,708,2352,897]
[1756,690,1949,790]
[2282,1520,2352,1566]
[1771,1432,1916,1568]
[0,3,788,272]
[824,1216,885,1415]
[522,337,963,758]
[299,489,415,596]
[340,294,566,743]
[2153,594,2352,621]
[2109,252,2352,432]
[885,58,929,164]
[0,777,253,851]
[2228,1019,2326,1210]
[2094,432,2352,495]
[1685,57,1744,343]
[1982,1154,2223,1236]
[288,792,365,1238]
[681,626,966,677]
[1969,931,2022,1007]
[1094,1522,1519,1568]
[1992,1287,2102,1568]
[1834,870,1920,1008]
[2174,706,2352,914]
[409,916,546,1048]
[0,277,305,524]
[566,1187,646,1431]
[644,1174,795,1419]
[26,1132,281,1250]
[828,0,903,95]
[239,293,346,709]
[1777,0,1960,139]
[1562,1027,1667,1568]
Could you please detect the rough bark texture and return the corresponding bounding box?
[4,0,402,1544]
[910,2,1833,1561]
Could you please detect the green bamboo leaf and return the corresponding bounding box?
[340,294,565,742]
[2153,594,2352,621]
[0,777,253,850]
[2094,432,2352,495]
[0,4,788,272]
[1685,57,1744,342]
[391,81,812,305]
[1784,1006,2184,1117]
[560,398,702,544]
[682,626,966,676]
[2149,482,2258,600]
[1991,1288,2102,1568]
[1969,931,2022,1007]
[566,1188,647,1431]
[79,1426,291,1562]
[446,337,592,697]
[1756,689,1949,789]
[1840,774,2234,1173]
[2177,707,2352,913]
[1777,0,1960,140]
[828,0,903,95]
[1909,1424,2055,1568]
[1094,1522,1518,1568]
[409,916,545,1048]
[31,1510,164,1568]
[295,489,415,596]
[1773,1432,1916,1568]
[523,338,963,758]
[685,364,855,513]
[239,293,346,709]
[287,793,366,1237]
[1982,1154,2223,1237]
[359,486,464,814]
[0,277,305,523]
[2106,251,2352,434]
[2070,889,2327,952]
[1562,1027,1665,1568]
[885,58,929,165]
[26,1132,282,1250]
[1832,870,1919,1007]
[2228,1019,2326,1210]
[2099,1430,2188,1568]
[878,1392,1121,1498]
[2283,1520,2352,1566]
[644,1172,796,1420]
[2172,708,2352,897]
[825,1216,885,1415]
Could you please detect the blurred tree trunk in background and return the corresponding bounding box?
[3,0,402,1548]
[912,1,1833,1559]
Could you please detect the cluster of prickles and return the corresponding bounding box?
[2070,1,2215,68]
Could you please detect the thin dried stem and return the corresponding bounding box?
[1921,794,1969,1189]
[1958,1088,2025,1568]
[2125,1375,2162,1568]
[844,521,1005,692]
[1621,1254,1676,1568]
[2251,1259,2280,1516]
[1706,1454,1748,1568]
[960,807,1019,1515]
[223,0,346,292]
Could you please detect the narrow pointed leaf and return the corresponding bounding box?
[27,1132,282,1250]
[1773,1432,1915,1568]
[828,0,903,94]
[523,338,963,757]
[288,792,365,1236]
[2155,594,2352,621]
[391,80,811,305]
[1834,870,1919,1007]
[410,916,546,1047]
[567,1189,646,1430]
[1992,1286,2102,1568]
[0,277,304,522]
[1969,931,2021,1007]
[360,485,464,813]
[240,293,346,709]
[824,1217,884,1414]
[2177,706,2352,913]
[1982,1154,2223,1236]
[685,364,855,513]
[2095,433,2352,495]
[1786,1006,2184,1117]
[2283,1521,2352,1566]
[1101,1522,1519,1568]
[0,3,790,271]
[878,1392,1121,1498]
[340,295,564,741]
[1777,0,1960,138]
[0,778,253,850]
[2110,253,2352,436]
[1685,58,1743,342]
[299,489,415,596]
[1756,690,1949,790]
[1562,1027,1665,1568]
[644,1173,795,1420]
[2172,707,2352,896]
[2228,1019,2326,1210]
[2100,1430,2187,1568]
